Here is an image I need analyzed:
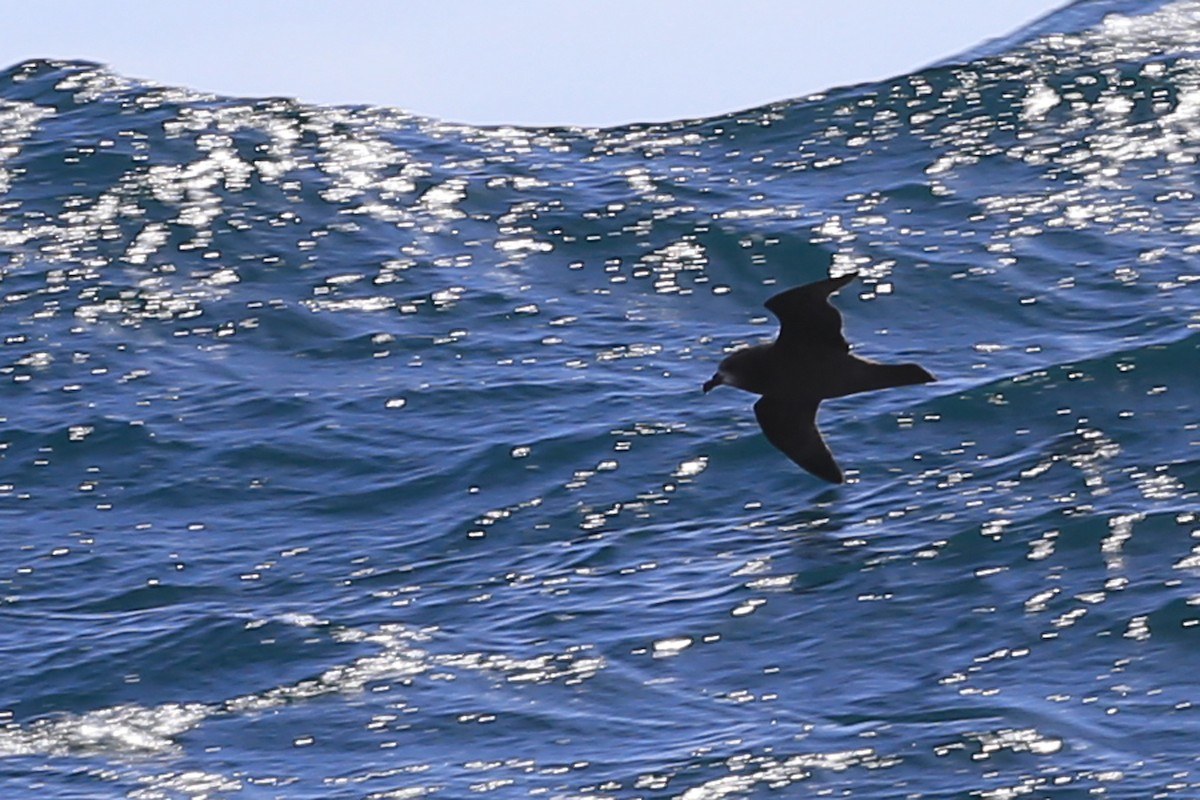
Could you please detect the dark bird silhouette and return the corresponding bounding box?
[702,273,935,483]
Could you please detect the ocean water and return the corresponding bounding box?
[2,0,1199,797]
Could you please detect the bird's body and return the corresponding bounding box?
[703,273,935,483]
[707,342,925,401]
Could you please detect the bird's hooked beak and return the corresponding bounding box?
[702,373,724,394]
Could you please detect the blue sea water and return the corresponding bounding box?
[2,0,1200,797]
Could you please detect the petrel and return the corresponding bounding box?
[702,273,935,483]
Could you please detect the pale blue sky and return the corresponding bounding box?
[5,1,1067,127]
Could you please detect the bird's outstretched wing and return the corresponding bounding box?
[763,273,856,352]
[753,397,844,483]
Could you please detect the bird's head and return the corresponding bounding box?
[704,345,768,394]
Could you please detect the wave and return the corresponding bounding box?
[4,2,1200,798]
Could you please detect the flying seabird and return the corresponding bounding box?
[702,273,935,483]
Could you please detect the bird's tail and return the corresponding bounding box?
[824,357,937,399]
[869,362,936,391]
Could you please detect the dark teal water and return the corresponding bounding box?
[2,1,1199,797]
